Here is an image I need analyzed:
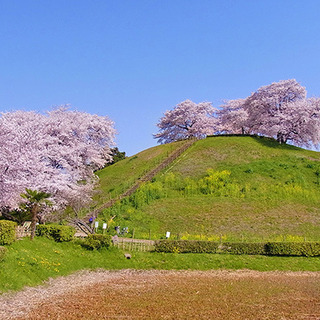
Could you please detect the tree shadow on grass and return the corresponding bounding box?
[250,135,303,151]
[208,134,304,151]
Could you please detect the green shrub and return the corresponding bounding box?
[36,224,75,242]
[80,234,112,250]
[81,237,101,250]
[154,240,320,256]
[154,240,219,253]
[266,242,320,257]
[220,242,267,255]
[0,246,7,262]
[0,220,17,245]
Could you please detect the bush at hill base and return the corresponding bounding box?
[154,240,320,256]
[154,240,219,253]
[79,234,112,250]
[36,224,75,242]
[266,242,320,257]
[0,220,17,245]
[220,242,267,255]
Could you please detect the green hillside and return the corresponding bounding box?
[95,136,320,242]
[94,140,186,203]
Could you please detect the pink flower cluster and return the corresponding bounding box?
[0,107,116,211]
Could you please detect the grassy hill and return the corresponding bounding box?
[94,136,320,242]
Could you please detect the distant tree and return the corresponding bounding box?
[154,99,217,143]
[20,189,52,240]
[0,107,116,215]
[217,98,251,134]
[244,79,306,143]
[218,79,320,147]
[108,147,126,165]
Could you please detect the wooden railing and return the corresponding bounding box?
[112,236,155,252]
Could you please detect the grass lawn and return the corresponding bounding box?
[96,136,320,241]
[1,237,320,294]
[94,140,185,202]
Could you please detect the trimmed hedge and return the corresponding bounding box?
[221,242,267,255]
[0,220,17,245]
[154,240,320,257]
[154,240,219,253]
[80,234,112,250]
[266,242,320,257]
[36,224,75,242]
[0,246,7,262]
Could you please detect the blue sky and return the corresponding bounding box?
[1,0,320,155]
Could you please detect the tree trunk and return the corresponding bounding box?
[277,132,287,144]
[30,205,39,240]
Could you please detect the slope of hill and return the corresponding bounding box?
[94,140,186,204]
[95,136,320,241]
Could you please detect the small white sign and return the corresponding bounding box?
[102,223,107,230]
[94,221,99,228]
[166,231,170,238]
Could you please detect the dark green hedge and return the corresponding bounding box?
[221,242,267,255]
[80,234,112,250]
[266,242,320,257]
[0,220,17,245]
[154,240,320,257]
[0,246,7,262]
[154,240,219,253]
[36,224,75,242]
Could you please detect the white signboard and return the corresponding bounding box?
[94,221,99,229]
[102,223,107,230]
[166,231,170,238]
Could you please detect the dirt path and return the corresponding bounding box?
[1,269,320,320]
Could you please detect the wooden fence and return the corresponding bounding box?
[112,237,155,252]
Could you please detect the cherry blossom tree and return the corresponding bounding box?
[244,79,307,143]
[217,98,251,134]
[154,99,217,143]
[218,79,320,147]
[0,107,116,219]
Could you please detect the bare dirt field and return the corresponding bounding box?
[1,269,320,320]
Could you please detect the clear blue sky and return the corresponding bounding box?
[1,0,320,155]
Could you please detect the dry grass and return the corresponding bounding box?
[2,270,320,320]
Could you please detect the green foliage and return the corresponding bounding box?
[79,234,111,250]
[155,240,267,255]
[198,169,232,195]
[221,242,267,255]
[0,246,7,262]
[0,220,17,245]
[2,237,320,293]
[130,181,165,208]
[180,233,227,242]
[95,136,320,242]
[154,240,219,253]
[155,240,320,256]
[95,140,186,202]
[105,147,126,166]
[36,224,75,242]
[266,242,320,257]
[20,188,52,205]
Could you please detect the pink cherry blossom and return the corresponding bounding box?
[154,99,217,144]
[0,107,116,212]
